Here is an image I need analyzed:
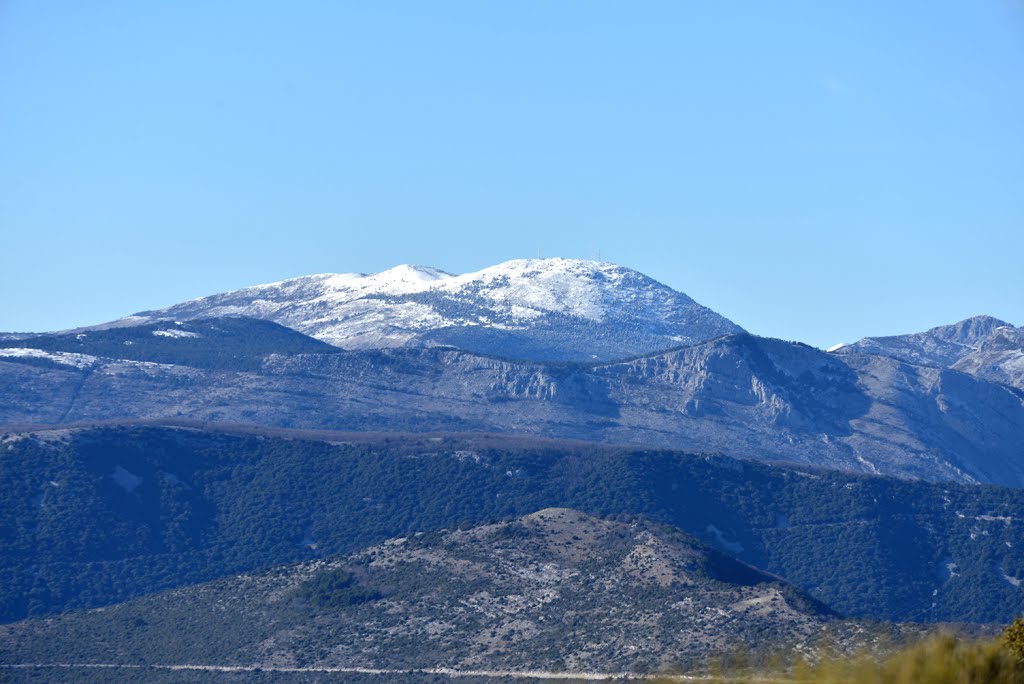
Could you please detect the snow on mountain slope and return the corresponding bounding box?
[952,325,1024,391]
[0,347,100,370]
[834,315,1014,368]
[120,258,744,362]
[836,315,1024,391]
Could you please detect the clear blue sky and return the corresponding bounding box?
[2,1,1022,348]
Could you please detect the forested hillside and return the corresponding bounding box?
[2,425,1022,624]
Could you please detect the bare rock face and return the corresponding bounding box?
[839,315,1024,391]
[3,329,1024,487]
[952,325,1024,391]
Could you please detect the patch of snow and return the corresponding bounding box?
[939,558,960,581]
[976,515,1013,526]
[435,258,635,322]
[826,343,846,352]
[998,564,1021,588]
[153,329,201,339]
[111,466,143,493]
[0,348,99,369]
[855,453,879,475]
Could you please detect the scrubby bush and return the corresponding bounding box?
[294,568,380,608]
[799,634,1021,684]
[1004,616,1024,663]
[692,632,1024,684]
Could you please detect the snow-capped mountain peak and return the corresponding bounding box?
[318,264,454,298]
[122,258,743,361]
[434,258,639,323]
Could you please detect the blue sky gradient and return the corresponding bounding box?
[2,1,1022,348]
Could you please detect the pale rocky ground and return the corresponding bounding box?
[0,509,880,675]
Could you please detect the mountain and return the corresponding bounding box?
[4,330,1024,487]
[837,315,1024,393]
[1,425,1022,626]
[0,508,857,678]
[2,317,339,372]
[836,315,1011,367]
[113,258,744,362]
[952,325,1024,391]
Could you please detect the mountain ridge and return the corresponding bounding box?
[837,314,1015,366]
[837,314,1024,392]
[4,324,1024,487]
[109,258,744,362]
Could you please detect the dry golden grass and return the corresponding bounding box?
[786,634,1021,684]
[645,623,1024,684]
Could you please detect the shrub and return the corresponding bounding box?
[294,568,380,609]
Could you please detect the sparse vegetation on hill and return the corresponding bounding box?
[0,509,878,676]
[294,568,380,608]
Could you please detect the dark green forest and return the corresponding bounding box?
[1,425,1022,624]
[5,317,339,372]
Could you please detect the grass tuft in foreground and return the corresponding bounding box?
[683,619,1024,684]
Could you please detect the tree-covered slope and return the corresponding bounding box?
[4,317,339,372]
[1,426,1022,625]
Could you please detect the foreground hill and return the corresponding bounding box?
[1,426,1021,624]
[3,330,1024,486]
[0,509,852,676]
[105,258,744,362]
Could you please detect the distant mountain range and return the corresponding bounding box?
[1,260,1022,488]
[3,318,1023,486]
[3,261,1024,676]
[838,315,1024,391]
[113,259,744,362]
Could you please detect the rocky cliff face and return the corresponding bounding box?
[839,315,1024,391]
[4,330,1024,487]
[952,325,1024,391]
